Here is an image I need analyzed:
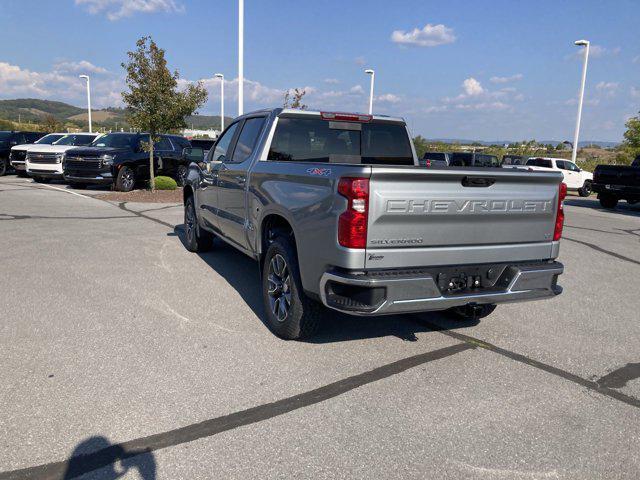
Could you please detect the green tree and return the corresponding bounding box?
[412,135,429,158]
[121,36,208,190]
[622,112,640,159]
[283,88,307,109]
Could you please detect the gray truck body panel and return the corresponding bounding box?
[186,108,563,315]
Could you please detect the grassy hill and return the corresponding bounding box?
[0,98,232,131]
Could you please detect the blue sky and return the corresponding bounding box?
[0,0,638,142]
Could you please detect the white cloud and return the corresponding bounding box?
[54,60,109,75]
[350,84,365,95]
[324,78,339,84]
[570,44,621,60]
[391,23,456,47]
[376,93,401,103]
[454,101,509,111]
[490,74,523,84]
[564,97,600,107]
[462,77,484,96]
[75,0,184,21]
[596,81,619,97]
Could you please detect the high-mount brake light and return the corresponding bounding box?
[554,182,567,241]
[320,112,373,123]
[337,177,369,249]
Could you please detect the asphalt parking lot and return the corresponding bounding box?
[1,175,639,480]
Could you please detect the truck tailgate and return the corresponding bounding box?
[365,167,562,269]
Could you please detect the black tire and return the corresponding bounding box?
[115,166,136,192]
[176,165,188,187]
[261,236,322,340]
[599,195,618,209]
[0,158,7,176]
[578,181,592,197]
[448,304,497,321]
[184,195,213,252]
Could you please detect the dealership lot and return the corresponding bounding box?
[1,176,639,479]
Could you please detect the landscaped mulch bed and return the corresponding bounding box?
[96,188,183,203]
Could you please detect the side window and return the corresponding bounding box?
[556,160,567,170]
[211,122,239,162]
[567,162,580,172]
[154,137,173,151]
[230,117,266,163]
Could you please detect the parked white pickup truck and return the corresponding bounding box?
[526,157,593,197]
[25,132,99,182]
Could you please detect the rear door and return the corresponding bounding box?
[365,168,562,269]
[217,115,267,249]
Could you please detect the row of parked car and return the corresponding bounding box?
[0,130,215,191]
[420,150,594,197]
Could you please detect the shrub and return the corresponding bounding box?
[153,176,177,190]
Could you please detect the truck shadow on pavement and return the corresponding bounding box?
[173,225,478,343]
[565,197,640,218]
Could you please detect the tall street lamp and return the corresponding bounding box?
[365,69,375,114]
[572,39,590,164]
[238,0,244,116]
[215,73,225,131]
[79,75,92,133]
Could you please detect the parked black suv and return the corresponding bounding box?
[63,132,192,190]
[0,131,47,176]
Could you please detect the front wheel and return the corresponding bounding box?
[599,194,618,209]
[115,166,136,192]
[184,195,213,252]
[261,237,322,340]
[578,181,592,197]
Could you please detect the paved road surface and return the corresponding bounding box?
[1,177,639,479]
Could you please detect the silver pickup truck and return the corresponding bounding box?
[183,109,565,339]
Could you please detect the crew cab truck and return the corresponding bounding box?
[592,156,640,208]
[63,132,192,190]
[1,131,47,176]
[526,157,593,196]
[25,132,99,182]
[183,109,565,340]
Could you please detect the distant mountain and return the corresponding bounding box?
[0,99,233,131]
[427,138,619,148]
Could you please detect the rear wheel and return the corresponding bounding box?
[261,236,322,340]
[599,194,618,209]
[184,195,213,252]
[115,166,135,192]
[176,165,188,187]
[578,181,592,197]
[448,304,497,321]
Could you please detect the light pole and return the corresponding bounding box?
[365,69,375,114]
[238,0,244,116]
[572,39,590,164]
[79,75,92,133]
[215,73,225,131]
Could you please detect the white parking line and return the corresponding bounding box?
[39,183,97,200]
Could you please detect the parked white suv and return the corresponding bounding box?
[526,157,593,197]
[25,132,100,182]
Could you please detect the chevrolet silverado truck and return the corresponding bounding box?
[592,156,640,208]
[25,132,99,182]
[183,109,565,339]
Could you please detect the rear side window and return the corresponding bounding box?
[528,158,553,168]
[267,117,413,165]
[450,153,472,166]
[231,117,266,163]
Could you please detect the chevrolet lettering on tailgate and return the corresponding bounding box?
[385,199,553,214]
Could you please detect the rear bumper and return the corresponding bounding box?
[320,261,563,316]
[593,182,640,198]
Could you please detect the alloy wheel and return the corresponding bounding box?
[267,254,292,322]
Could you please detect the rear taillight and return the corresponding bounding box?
[338,177,369,249]
[425,158,431,168]
[554,182,567,241]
